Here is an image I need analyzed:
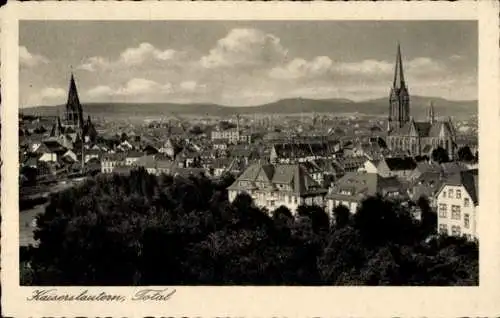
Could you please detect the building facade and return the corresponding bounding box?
[227,163,328,214]
[436,169,478,240]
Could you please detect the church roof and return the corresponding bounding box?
[390,120,454,139]
[393,43,406,89]
[65,73,84,128]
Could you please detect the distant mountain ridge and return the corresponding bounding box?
[21,96,477,119]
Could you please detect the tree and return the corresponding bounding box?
[22,169,478,286]
[120,132,128,142]
[417,196,437,237]
[431,147,449,163]
[457,146,474,162]
[332,205,350,229]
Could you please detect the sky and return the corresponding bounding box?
[19,20,477,107]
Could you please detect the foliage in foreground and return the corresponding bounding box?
[21,169,478,286]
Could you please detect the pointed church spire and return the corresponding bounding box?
[393,42,406,89]
[428,101,435,124]
[66,72,84,130]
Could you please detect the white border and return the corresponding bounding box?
[2,1,499,317]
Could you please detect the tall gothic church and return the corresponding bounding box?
[386,44,456,160]
[50,73,97,143]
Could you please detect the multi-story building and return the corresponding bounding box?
[386,44,456,160]
[435,169,478,240]
[101,153,126,174]
[325,172,406,215]
[210,129,252,144]
[227,163,328,214]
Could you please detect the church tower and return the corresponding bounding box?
[388,43,410,132]
[427,101,435,124]
[65,73,84,131]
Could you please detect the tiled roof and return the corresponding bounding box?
[441,169,479,204]
[415,162,441,174]
[228,163,326,196]
[414,122,432,136]
[272,142,331,158]
[440,162,469,174]
[384,157,417,171]
[326,172,405,200]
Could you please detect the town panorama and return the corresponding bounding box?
[19,21,478,286]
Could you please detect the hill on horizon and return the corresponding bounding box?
[21,96,477,120]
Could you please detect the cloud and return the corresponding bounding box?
[32,27,472,106]
[78,56,110,72]
[86,78,176,99]
[116,78,162,96]
[20,46,49,67]
[270,57,394,81]
[119,42,178,66]
[450,54,463,61]
[200,28,288,69]
[87,85,115,98]
[40,87,65,100]
[406,57,445,75]
[269,56,333,80]
[269,55,448,84]
[78,42,184,72]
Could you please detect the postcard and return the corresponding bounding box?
[2,1,500,317]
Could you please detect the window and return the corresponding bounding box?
[451,225,461,236]
[439,224,448,235]
[464,214,470,229]
[443,191,446,198]
[456,189,461,199]
[464,198,470,207]
[451,205,461,220]
[438,204,448,218]
[448,189,454,197]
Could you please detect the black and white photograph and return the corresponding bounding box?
[2,1,500,317]
[17,18,481,286]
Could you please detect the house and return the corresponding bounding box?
[440,161,470,175]
[156,159,174,175]
[270,142,332,163]
[435,169,478,240]
[35,143,58,163]
[336,156,367,174]
[407,171,444,208]
[376,157,417,179]
[101,153,126,174]
[300,161,324,186]
[84,149,101,163]
[62,149,78,163]
[211,128,252,144]
[312,158,345,187]
[125,150,144,166]
[211,158,234,177]
[227,163,328,214]
[212,139,228,150]
[135,155,158,174]
[325,172,407,215]
[142,144,159,155]
[357,159,380,174]
[408,161,441,181]
[158,138,181,158]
